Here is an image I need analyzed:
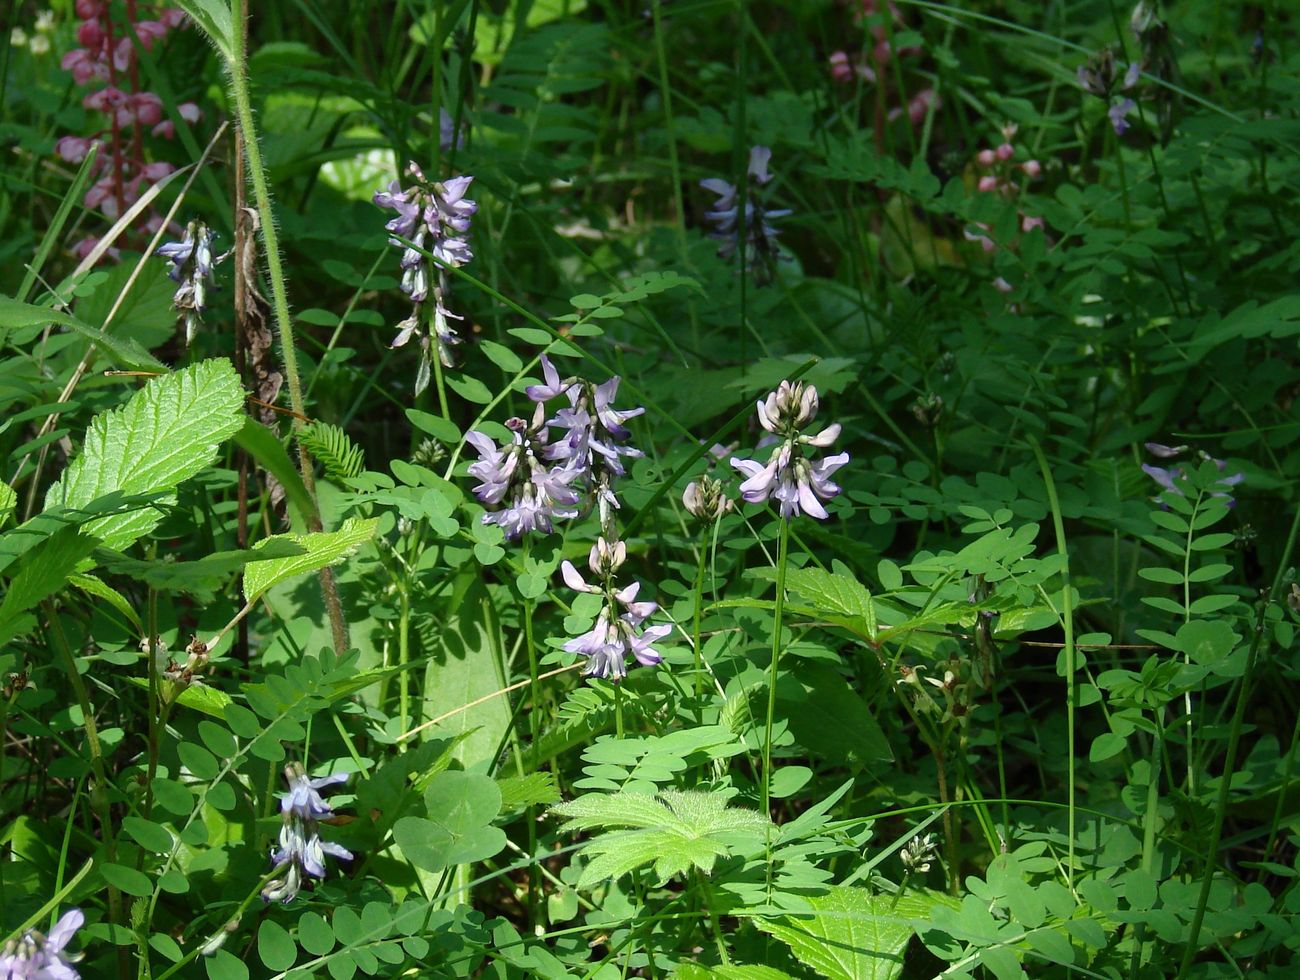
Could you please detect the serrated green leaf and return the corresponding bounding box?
[43,360,245,552]
[0,484,14,525]
[173,0,234,60]
[243,517,378,603]
[756,887,937,980]
[785,566,876,640]
[552,789,772,889]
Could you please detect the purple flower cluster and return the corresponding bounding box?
[700,146,792,284]
[373,162,478,390]
[731,381,849,520]
[262,764,353,904]
[527,355,645,532]
[466,356,645,540]
[1141,442,1244,506]
[155,219,223,345]
[466,415,581,540]
[1078,50,1141,135]
[0,909,84,979]
[559,538,671,682]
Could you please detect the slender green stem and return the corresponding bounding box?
[761,517,791,818]
[1030,440,1076,891]
[614,682,625,739]
[45,604,127,978]
[690,530,710,726]
[397,583,411,737]
[1130,710,1165,976]
[521,538,541,930]
[226,0,348,654]
[1177,501,1300,976]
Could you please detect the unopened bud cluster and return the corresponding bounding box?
[682,474,733,522]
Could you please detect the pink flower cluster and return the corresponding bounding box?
[964,123,1044,265]
[829,1,922,86]
[828,1,937,128]
[54,1,199,257]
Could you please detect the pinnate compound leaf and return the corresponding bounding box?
[242,517,379,603]
[43,359,246,552]
[756,887,940,980]
[551,789,773,889]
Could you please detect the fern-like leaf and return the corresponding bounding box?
[300,421,365,481]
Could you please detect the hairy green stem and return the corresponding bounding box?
[226,1,348,654]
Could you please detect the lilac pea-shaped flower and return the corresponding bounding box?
[627,621,672,666]
[280,770,349,821]
[593,376,645,439]
[526,355,567,402]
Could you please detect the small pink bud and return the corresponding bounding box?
[1021,215,1044,233]
[178,102,202,124]
[976,149,996,167]
[112,37,133,72]
[55,135,94,163]
[132,92,163,126]
[993,276,1013,294]
[1021,159,1042,178]
[995,142,1015,161]
[908,89,937,125]
[829,51,853,83]
[141,161,175,181]
[161,9,188,29]
[77,19,103,48]
[977,175,999,193]
[152,120,176,139]
[75,0,104,19]
[135,21,168,48]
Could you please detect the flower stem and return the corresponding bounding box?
[691,530,710,726]
[761,516,791,818]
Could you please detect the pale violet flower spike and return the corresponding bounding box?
[262,763,353,904]
[559,539,670,682]
[700,145,792,284]
[465,413,580,539]
[0,908,85,979]
[526,355,645,537]
[730,381,849,520]
[373,162,478,389]
[155,218,223,345]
